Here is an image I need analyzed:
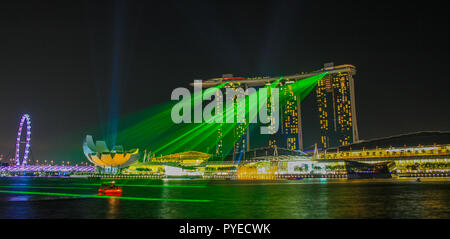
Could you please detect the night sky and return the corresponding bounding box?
[0,0,449,163]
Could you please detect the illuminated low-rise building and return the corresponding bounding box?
[124,151,210,176]
[152,151,210,166]
[316,132,450,177]
[83,135,140,174]
[89,132,450,179]
[123,163,165,175]
[237,161,279,180]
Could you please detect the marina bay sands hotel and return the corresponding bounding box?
[192,63,359,158]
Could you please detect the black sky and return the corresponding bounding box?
[0,0,449,162]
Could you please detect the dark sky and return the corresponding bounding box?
[0,0,449,162]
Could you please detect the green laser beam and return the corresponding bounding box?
[0,190,212,203]
[0,186,92,190]
[114,82,229,149]
[102,72,328,158]
[154,73,326,156]
[153,80,270,155]
[223,72,328,152]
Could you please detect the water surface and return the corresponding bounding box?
[0,177,448,218]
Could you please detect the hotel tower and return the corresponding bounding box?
[193,63,359,154]
[316,63,359,149]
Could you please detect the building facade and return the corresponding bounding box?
[279,80,302,151]
[194,63,358,154]
[215,80,249,160]
[268,80,302,151]
[316,63,359,149]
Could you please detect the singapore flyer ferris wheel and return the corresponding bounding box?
[15,114,31,166]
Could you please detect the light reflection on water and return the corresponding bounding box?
[8,196,32,202]
[106,198,120,219]
[0,177,449,218]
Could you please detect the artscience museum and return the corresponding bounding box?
[83,135,140,174]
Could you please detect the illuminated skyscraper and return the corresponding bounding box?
[316,63,359,149]
[230,85,248,161]
[214,77,249,159]
[267,83,279,149]
[215,88,224,155]
[268,80,302,151]
[279,80,302,151]
[195,64,358,154]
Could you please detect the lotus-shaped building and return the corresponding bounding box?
[83,135,139,173]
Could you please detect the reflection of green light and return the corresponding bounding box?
[72,183,206,188]
[0,185,92,190]
[0,190,212,203]
[115,184,205,188]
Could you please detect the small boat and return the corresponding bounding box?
[416,178,421,182]
[98,181,122,195]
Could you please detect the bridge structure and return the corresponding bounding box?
[0,165,94,175]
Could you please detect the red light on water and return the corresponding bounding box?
[98,192,123,197]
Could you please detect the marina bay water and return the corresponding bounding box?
[0,177,449,219]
